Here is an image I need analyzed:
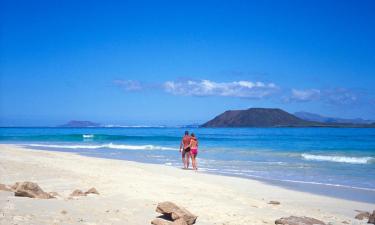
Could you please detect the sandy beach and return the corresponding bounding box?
[0,144,373,225]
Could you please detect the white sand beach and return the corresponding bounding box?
[0,144,373,225]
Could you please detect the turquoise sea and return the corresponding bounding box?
[1,127,374,203]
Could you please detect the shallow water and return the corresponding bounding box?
[1,127,374,202]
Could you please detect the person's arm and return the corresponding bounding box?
[179,139,183,152]
[186,139,193,148]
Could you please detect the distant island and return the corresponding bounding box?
[201,108,375,128]
[59,120,100,127]
[57,111,375,128]
[294,111,375,124]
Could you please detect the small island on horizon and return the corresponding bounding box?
[59,120,101,128]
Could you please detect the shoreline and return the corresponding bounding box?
[78,149,375,204]
[19,143,375,203]
[1,144,374,224]
[201,170,375,204]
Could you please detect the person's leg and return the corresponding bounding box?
[181,151,186,168]
[193,154,198,170]
[186,152,190,169]
[190,152,194,169]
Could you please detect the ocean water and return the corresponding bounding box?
[1,127,374,202]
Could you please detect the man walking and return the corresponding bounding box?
[180,131,192,169]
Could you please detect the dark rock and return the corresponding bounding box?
[70,187,99,197]
[13,182,54,199]
[155,201,197,225]
[172,218,188,225]
[151,218,173,225]
[85,187,99,195]
[355,211,370,220]
[368,210,375,224]
[151,218,188,225]
[268,201,281,205]
[11,182,20,190]
[70,189,86,197]
[0,183,12,192]
[275,216,325,225]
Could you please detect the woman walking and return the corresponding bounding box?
[188,133,198,170]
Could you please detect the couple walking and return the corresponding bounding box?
[179,131,198,170]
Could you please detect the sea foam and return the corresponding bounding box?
[25,143,176,151]
[83,134,94,138]
[301,153,373,164]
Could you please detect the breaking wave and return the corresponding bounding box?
[24,143,176,151]
[82,134,94,138]
[301,153,374,164]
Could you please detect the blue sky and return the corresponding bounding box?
[1,0,375,126]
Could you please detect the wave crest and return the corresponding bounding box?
[301,153,373,164]
[83,134,94,138]
[25,143,176,151]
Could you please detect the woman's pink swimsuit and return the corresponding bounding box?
[190,148,198,155]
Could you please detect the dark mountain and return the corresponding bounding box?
[59,120,100,127]
[202,108,375,128]
[202,108,318,127]
[294,111,374,124]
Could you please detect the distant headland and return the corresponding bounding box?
[201,108,375,128]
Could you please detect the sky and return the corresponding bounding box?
[0,0,375,126]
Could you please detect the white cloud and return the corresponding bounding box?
[113,78,361,106]
[113,80,143,91]
[288,88,358,105]
[324,88,358,105]
[290,89,321,101]
[164,79,278,98]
